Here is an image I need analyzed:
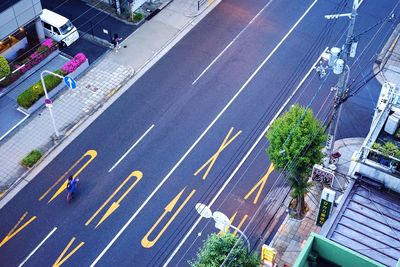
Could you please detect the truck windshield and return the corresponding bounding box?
[59,21,74,34]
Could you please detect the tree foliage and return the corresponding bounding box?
[0,55,10,79]
[266,105,326,217]
[189,232,259,267]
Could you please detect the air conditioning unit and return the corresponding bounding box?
[384,113,400,135]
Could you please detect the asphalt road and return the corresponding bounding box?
[41,0,138,64]
[0,0,399,266]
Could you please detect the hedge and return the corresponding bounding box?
[17,69,66,109]
[0,39,57,88]
[0,55,10,79]
[133,12,144,22]
[21,149,42,168]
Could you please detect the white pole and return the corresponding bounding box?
[40,70,65,139]
[227,224,251,252]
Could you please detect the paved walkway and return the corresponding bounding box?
[269,138,363,266]
[0,54,69,140]
[0,0,220,194]
[268,23,400,267]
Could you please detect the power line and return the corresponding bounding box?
[149,1,351,265]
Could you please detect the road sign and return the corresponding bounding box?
[63,76,77,89]
[261,244,276,266]
[311,164,335,186]
[316,188,335,226]
[44,98,52,107]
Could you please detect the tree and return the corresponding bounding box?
[189,232,259,267]
[0,55,10,79]
[266,104,326,219]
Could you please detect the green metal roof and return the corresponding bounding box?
[293,233,385,267]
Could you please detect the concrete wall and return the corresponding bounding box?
[0,0,43,40]
[132,0,146,12]
[353,160,400,193]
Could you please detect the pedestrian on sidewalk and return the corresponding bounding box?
[112,33,122,52]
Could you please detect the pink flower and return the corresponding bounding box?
[73,53,87,64]
[61,53,87,74]
[30,52,38,59]
[42,38,54,48]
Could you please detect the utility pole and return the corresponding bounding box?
[323,0,362,167]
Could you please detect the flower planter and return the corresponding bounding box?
[0,50,60,97]
[17,58,89,114]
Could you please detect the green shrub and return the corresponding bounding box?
[133,12,144,22]
[372,142,400,158]
[17,69,65,109]
[21,149,42,168]
[0,55,10,79]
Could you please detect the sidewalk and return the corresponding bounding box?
[0,0,220,196]
[268,23,400,267]
[269,138,363,266]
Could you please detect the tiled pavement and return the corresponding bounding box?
[269,137,363,266]
[0,60,133,187]
[268,23,400,266]
[0,0,220,196]
[270,184,323,266]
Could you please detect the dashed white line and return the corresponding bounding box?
[192,0,274,85]
[92,0,318,265]
[18,227,57,267]
[163,1,319,265]
[108,124,155,172]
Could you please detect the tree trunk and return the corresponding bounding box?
[296,194,306,219]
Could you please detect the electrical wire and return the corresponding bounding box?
[222,107,333,267]
[2,0,119,79]
[147,1,352,265]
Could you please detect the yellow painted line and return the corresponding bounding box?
[94,171,143,228]
[141,188,196,248]
[217,212,248,236]
[0,212,37,247]
[84,171,142,227]
[218,211,236,236]
[194,127,241,180]
[38,150,97,203]
[53,237,84,267]
[232,214,248,237]
[244,163,274,204]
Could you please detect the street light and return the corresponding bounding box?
[195,203,250,252]
[40,70,65,139]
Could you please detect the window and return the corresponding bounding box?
[59,21,74,34]
[53,27,60,35]
[43,22,52,30]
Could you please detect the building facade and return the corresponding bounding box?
[0,0,45,61]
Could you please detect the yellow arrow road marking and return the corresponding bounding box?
[194,127,241,180]
[85,171,143,227]
[218,211,237,236]
[53,237,84,267]
[0,212,37,248]
[244,163,274,204]
[217,212,248,236]
[39,150,97,202]
[141,188,196,248]
[232,214,248,236]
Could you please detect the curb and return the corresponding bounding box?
[0,0,220,207]
[373,23,400,85]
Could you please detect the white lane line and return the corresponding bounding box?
[163,2,320,266]
[92,1,317,265]
[18,227,57,267]
[192,0,274,85]
[108,124,155,172]
[0,113,29,142]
